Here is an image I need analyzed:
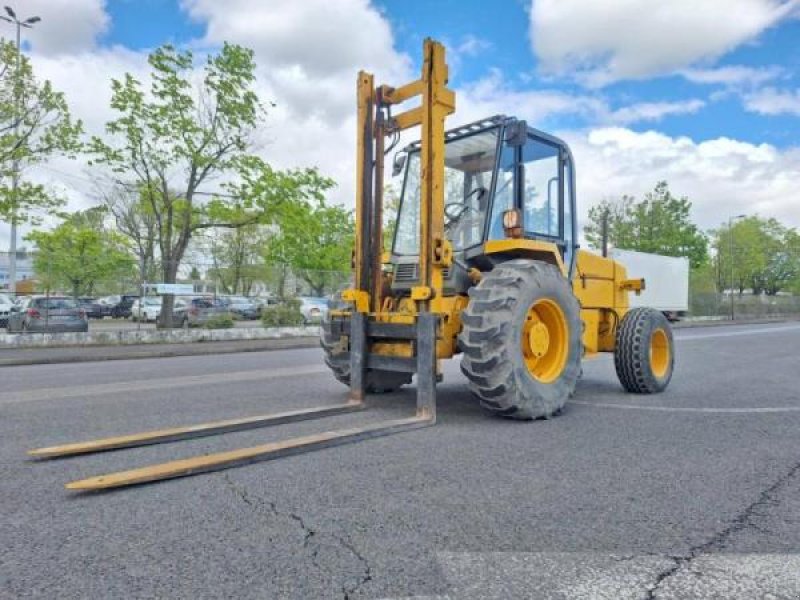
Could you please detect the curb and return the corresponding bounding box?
[0,325,321,350]
[0,336,321,367]
[674,316,800,329]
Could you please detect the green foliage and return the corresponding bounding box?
[712,216,800,296]
[206,224,269,295]
[260,297,304,327]
[264,197,353,296]
[89,43,330,326]
[0,40,82,226]
[585,182,708,268]
[26,208,135,297]
[203,314,235,329]
[689,262,718,294]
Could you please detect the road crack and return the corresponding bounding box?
[222,474,372,599]
[644,460,800,599]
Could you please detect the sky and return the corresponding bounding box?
[6,0,800,248]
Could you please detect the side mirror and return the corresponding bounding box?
[9,306,19,313]
[392,152,407,177]
[504,119,527,147]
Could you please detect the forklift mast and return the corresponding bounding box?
[348,38,455,315]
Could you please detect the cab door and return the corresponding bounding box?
[520,135,576,275]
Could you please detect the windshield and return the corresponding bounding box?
[394,128,499,255]
[33,298,77,310]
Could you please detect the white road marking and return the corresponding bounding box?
[0,364,329,405]
[675,324,800,341]
[404,552,800,600]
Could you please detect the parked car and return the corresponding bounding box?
[130,297,186,322]
[77,297,104,319]
[299,296,329,324]
[219,295,259,320]
[6,296,88,333]
[0,293,14,328]
[174,297,230,327]
[100,294,140,319]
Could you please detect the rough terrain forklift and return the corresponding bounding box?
[29,39,674,491]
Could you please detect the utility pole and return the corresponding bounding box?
[728,214,745,321]
[1,6,41,295]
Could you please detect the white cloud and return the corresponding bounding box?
[743,87,800,115]
[530,0,800,87]
[11,0,109,56]
[680,65,784,86]
[609,99,706,125]
[455,69,607,125]
[565,127,800,233]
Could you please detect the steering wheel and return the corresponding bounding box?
[444,187,487,226]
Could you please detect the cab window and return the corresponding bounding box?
[521,138,560,237]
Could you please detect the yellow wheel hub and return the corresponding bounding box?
[650,328,670,378]
[521,298,569,383]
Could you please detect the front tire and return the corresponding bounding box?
[320,313,412,394]
[459,259,582,420]
[614,307,674,393]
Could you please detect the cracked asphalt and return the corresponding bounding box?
[1,321,800,599]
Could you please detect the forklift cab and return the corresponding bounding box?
[391,115,578,292]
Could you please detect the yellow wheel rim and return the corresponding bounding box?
[650,328,670,379]
[521,298,569,384]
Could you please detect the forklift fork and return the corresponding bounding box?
[29,313,438,491]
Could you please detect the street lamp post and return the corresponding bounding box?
[1,6,41,295]
[728,214,746,321]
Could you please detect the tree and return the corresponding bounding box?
[0,39,82,226]
[713,216,800,296]
[90,44,331,326]
[207,224,270,295]
[265,198,353,296]
[26,208,135,298]
[585,182,708,268]
[100,184,159,284]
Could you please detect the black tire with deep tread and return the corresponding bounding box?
[614,307,674,393]
[459,258,582,420]
[320,311,412,394]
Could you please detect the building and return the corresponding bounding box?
[0,251,36,291]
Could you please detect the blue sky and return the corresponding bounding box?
[9,0,800,245]
[93,0,800,148]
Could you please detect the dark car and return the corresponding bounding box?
[107,294,140,319]
[77,297,104,319]
[7,296,88,333]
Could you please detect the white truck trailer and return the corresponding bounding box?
[609,249,690,320]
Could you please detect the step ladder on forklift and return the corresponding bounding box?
[28,40,453,491]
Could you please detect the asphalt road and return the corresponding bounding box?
[2,322,800,599]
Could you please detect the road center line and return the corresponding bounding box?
[0,365,329,405]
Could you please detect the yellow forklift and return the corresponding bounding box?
[30,39,674,490]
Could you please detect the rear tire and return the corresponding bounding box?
[320,312,412,394]
[459,259,582,420]
[614,307,674,393]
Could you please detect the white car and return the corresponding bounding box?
[299,297,330,324]
[0,293,15,328]
[130,297,186,322]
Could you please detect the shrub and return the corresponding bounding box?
[260,297,304,327]
[203,314,235,329]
